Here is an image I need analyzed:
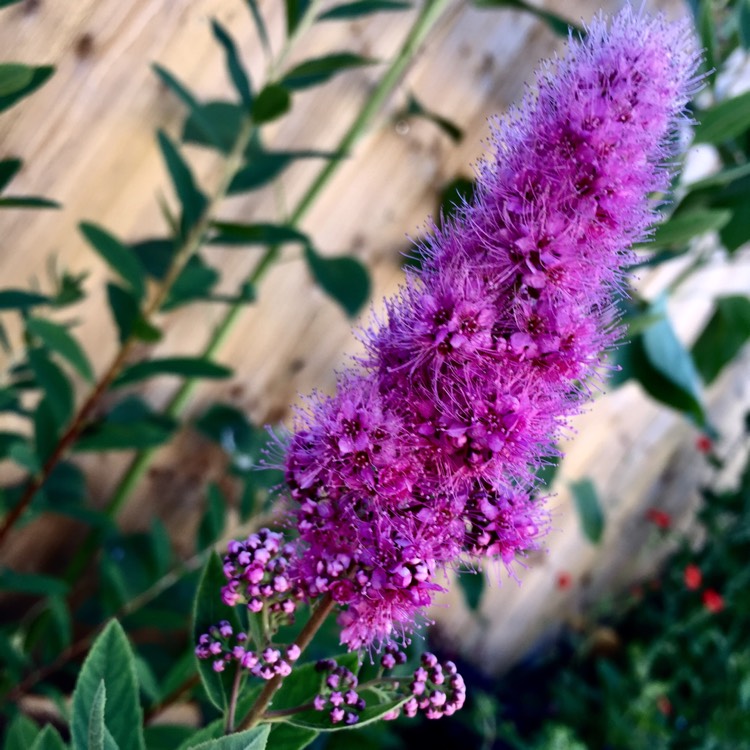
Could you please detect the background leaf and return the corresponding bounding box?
[157,130,207,232]
[0,64,53,113]
[70,620,145,750]
[210,221,308,246]
[457,568,485,611]
[26,317,94,382]
[318,1,411,20]
[4,714,40,750]
[29,726,67,750]
[647,208,732,249]
[196,483,226,551]
[0,289,49,310]
[472,0,577,37]
[80,222,146,301]
[692,296,750,385]
[190,726,270,750]
[0,568,69,597]
[284,0,312,36]
[281,53,376,90]
[252,85,291,125]
[304,246,370,317]
[694,90,750,144]
[28,348,74,428]
[211,19,253,110]
[114,357,232,387]
[570,478,605,544]
[0,157,22,191]
[0,195,59,209]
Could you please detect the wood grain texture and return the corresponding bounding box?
[3,0,748,673]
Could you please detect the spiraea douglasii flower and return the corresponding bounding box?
[280,6,701,650]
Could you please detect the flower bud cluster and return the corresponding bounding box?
[401,653,465,720]
[194,621,301,680]
[312,659,366,725]
[221,528,303,624]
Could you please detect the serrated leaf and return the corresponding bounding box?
[641,299,704,424]
[472,0,577,37]
[228,149,341,194]
[252,84,291,125]
[4,713,40,750]
[114,357,232,387]
[80,222,146,300]
[153,64,225,150]
[0,157,22,192]
[0,568,69,597]
[692,296,750,385]
[30,725,68,750]
[0,195,60,209]
[182,100,245,154]
[304,246,370,317]
[192,553,242,710]
[570,478,604,544]
[211,19,253,110]
[28,348,74,427]
[197,483,226,551]
[647,209,732,249]
[694,91,750,144]
[267,725,318,750]
[209,221,309,246]
[71,620,145,750]
[285,0,312,35]
[191,726,270,750]
[157,130,207,233]
[281,52,376,90]
[0,64,53,113]
[318,1,411,20]
[0,289,49,310]
[26,317,94,382]
[244,0,272,58]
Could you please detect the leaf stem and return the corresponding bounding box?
[226,662,244,734]
[236,593,335,731]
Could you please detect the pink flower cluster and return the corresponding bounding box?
[283,8,700,649]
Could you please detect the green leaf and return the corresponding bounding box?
[0,0,25,7]
[182,100,245,154]
[570,478,605,544]
[228,149,341,194]
[641,299,705,424]
[0,431,25,461]
[192,553,242,710]
[161,254,220,311]
[457,568,485,611]
[243,0,272,58]
[318,1,411,20]
[114,356,231,387]
[211,19,253,110]
[153,64,225,151]
[74,397,177,452]
[0,64,53,113]
[0,568,69,596]
[683,161,750,192]
[197,483,226,551]
[71,620,145,750]
[4,714,40,750]
[740,0,750,50]
[692,296,750,385]
[33,397,58,464]
[105,284,158,344]
[304,246,370,317]
[647,209,732,249]
[80,222,146,301]
[210,221,309,246]
[28,348,74,427]
[400,93,463,142]
[190,726,270,750]
[252,84,291,125]
[472,0,577,37]
[157,130,207,232]
[130,238,176,280]
[694,91,750,144]
[285,690,408,731]
[0,195,60,209]
[0,157,22,191]
[267,725,318,750]
[26,317,94,382]
[284,0,312,35]
[144,725,195,750]
[88,680,107,750]
[697,0,718,85]
[29,725,68,750]
[0,289,49,310]
[280,53,376,90]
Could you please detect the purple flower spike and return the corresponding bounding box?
[279,6,700,650]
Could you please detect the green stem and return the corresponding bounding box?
[106,0,451,527]
[236,593,335,731]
